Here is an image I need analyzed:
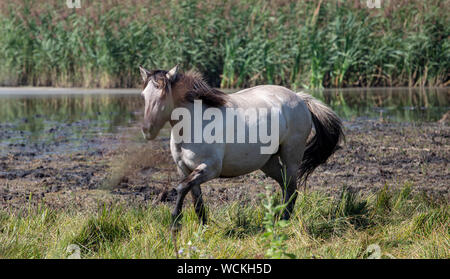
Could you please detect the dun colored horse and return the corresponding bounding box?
[139,65,344,229]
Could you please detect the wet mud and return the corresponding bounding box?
[0,119,448,212]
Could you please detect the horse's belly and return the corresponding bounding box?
[220,143,273,177]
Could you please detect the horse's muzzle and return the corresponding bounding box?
[141,127,156,140]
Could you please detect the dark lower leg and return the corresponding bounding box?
[171,165,213,230]
[191,184,207,224]
[280,167,298,220]
[282,185,298,220]
[171,183,191,230]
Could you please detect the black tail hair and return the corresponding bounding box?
[298,93,344,185]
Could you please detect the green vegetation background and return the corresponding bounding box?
[0,0,448,88]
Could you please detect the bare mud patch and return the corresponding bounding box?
[0,120,448,212]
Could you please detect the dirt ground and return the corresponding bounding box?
[0,119,448,212]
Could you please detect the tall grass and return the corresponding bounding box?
[0,185,448,258]
[0,0,448,88]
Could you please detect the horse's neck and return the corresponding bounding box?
[168,101,195,128]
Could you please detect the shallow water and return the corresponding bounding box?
[311,87,449,122]
[0,93,142,156]
[0,87,448,155]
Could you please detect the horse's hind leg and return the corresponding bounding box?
[260,154,284,184]
[261,142,306,220]
[278,136,309,220]
[261,154,298,220]
[279,166,299,220]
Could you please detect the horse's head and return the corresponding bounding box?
[139,65,179,140]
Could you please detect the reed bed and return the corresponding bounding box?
[0,0,448,88]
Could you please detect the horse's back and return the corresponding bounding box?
[229,85,303,107]
[229,85,311,135]
[219,85,312,177]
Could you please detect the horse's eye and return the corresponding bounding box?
[152,79,161,89]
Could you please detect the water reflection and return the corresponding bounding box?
[0,94,142,155]
[310,87,449,122]
[0,87,448,154]
[0,94,141,131]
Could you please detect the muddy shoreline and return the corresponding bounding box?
[0,119,448,212]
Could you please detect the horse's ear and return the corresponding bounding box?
[166,64,179,82]
[139,66,151,82]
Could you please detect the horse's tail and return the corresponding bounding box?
[298,92,344,185]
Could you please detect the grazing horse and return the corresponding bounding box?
[139,65,344,229]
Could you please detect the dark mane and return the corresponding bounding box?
[179,71,228,107]
[142,69,228,107]
[142,69,168,90]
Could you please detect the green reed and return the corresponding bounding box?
[0,0,448,88]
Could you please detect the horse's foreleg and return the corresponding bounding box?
[172,183,190,231]
[171,163,216,230]
[191,184,206,224]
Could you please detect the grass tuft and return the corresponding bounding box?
[0,184,448,258]
[70,205,131,254]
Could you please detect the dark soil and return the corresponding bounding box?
[0,120,448,212]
